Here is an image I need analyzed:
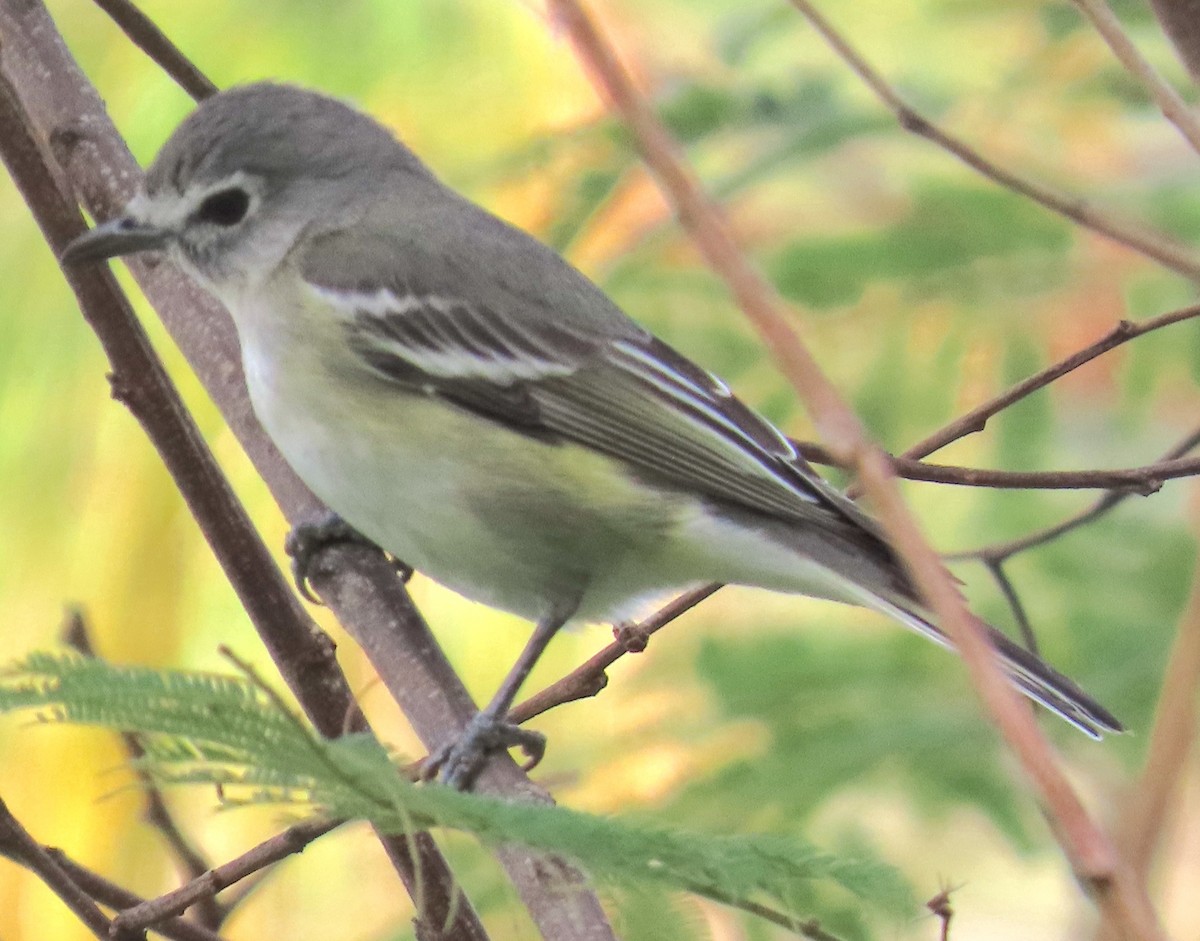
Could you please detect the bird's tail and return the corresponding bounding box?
[716,502,1123,737]
[864,590,1124,739]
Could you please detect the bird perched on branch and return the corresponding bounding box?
[62,83,1122,788]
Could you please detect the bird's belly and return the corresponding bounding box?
[247,357,690,622]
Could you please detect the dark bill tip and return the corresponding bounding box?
[60,216,171,266]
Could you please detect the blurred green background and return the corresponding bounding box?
[2,0,1200,938]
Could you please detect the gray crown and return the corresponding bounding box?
[145,82,434,197]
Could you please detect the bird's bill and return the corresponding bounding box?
[60,215,171,265]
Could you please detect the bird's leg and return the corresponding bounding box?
[423,598,578,791]
[285,510,413,603]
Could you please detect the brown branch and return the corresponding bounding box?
[1070,0,1200,156]
[1148,0,1200,84]
[111,819,343,937]
[899,306,1200,461]
[0,25,490,941]
[1116,541,1200,876]
[509,584,720,724]
[894,454,1200,491]
[1094,526,1200,941]
[785,0,1200,280]
[390,584,722,774]
[90,0,216,100]
[953,425,1200,653]
[0,57,342,745]
[301,543,618,940]
[0,797,115,941]
[43,848,228,941]
[800,442,1200,492]
[915,428,1200,665]
[547,2,1164,937]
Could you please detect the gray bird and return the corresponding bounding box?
[62,83,1122,788]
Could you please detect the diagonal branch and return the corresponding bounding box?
[547,0,859,457]
[900,305,1200,461]
[0,797,115,941]
[111,819,343,937]
[510,584,719,724]
[953,425,1200,712]
[1114,531,1200,879]
[546,2,1164,937]
[1070,0,1200,156]
[1094,511,1200,940]
[44,847,228,941]
[785,0,1200,280]
[1148,0,1200,84]
[981,557,1040,655]
[90,0,216,100]
[514,429,1200,729]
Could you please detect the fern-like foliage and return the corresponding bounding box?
[0,651,916,935]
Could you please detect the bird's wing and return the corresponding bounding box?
[302,266,882,534]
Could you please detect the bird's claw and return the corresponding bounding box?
[421,712,546,791]
[285,512,412,602]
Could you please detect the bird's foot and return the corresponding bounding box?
[285,511,412,603]
[421,712,546,791]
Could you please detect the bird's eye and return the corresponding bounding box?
[194,187,250,227]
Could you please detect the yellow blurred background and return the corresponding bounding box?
[3,1,1200,939]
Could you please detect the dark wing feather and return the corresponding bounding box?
[335,287,876,530]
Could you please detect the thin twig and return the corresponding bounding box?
[1071,0,1200,156]
[0,798,116,941]
[912,426,1198,659]
[900,307,1200,462]
[547,3,1164,936]
[786,0,1200,280]
[111,819,343,936]
[1093,519,1200,941]
[926,885,958,941]
[950,425,1200,563]
[394,585,722,773]
[854,448,1161,935]
[62,609,224,927]
[982,559,1039,655]
[687,881,847,940]
[509,584,720,724]
[90,0,216,100]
